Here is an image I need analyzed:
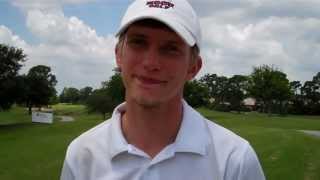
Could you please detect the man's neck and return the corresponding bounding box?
[121,98,183,158]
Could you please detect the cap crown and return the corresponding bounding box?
[117,0,201,49]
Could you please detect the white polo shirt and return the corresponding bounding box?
[61,101,265,180]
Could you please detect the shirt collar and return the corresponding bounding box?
[174,100,209,156]
[108,100,210,159]
[108,102,129,158]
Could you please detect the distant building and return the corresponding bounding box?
[243,97,256,110]
[243,97,256,106]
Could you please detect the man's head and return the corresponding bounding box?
[116,0,202,51]
[115,0,202,107]
[116,19,200,64]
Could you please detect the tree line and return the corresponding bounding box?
[0,44,57,114]
[61,65,320,117]
[185,65,320,115]
[1,44,319,117]
[59,71,125,119]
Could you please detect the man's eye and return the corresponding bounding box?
[162,45,180,54]
[128,39,147,47]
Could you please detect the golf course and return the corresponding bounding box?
[0,104,319,180]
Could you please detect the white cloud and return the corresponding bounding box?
[12,0,96,11]
[1,1,117,93]
[2,0,320,94]
[190,0,320,18]
[199,15,320,82]
[189,0,320,83]
[25,9,117,92]
[0,25,28,49]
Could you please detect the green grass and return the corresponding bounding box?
[198,108,320,180]
[198,108,320,131]
[0,106,31,125]
[0,105,319,180]
[0,104,104,180]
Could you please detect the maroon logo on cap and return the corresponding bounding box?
[146,1,174,9]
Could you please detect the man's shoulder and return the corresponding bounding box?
[205,119,265,179]
[185,102,250,151]
[205,119,249,150]
[185,104,249,151]
[200,116,264,179]
[66,118,113,156]
[61,118,116,178]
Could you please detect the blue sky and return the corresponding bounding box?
[62,2,127,36]
[0,1,128,44]
[1,0,320,93]
[0,1,35,43]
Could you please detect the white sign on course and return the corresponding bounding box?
[32,111,53,124]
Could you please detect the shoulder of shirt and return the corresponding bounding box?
[202,113,255,166]
[65,118,113,159]
[205,118,250,149]
[186,105,249,152]
[188,107,251,161]
[193,110,256,177]
[201,116,265,180]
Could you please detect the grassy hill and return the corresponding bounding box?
[0,104,319,180]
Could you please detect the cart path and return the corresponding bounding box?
[58,116,74,122]
[298,130,320,138]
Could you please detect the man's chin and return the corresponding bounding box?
[133,97,163,109]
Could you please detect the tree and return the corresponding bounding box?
[14,75,29,106]
[248,65,291,115]
[312,72,320,103]
[59,87,80,104]
[86,72,125,118]
[288,81,304,114]
[313,72,320,84]
[25,65,57,114]
[226,75,249,113]
[300,72,320,115]
[312,72,320,114]
[79,86,93,104]
[86,88,112,119]
[200,73,218,99]
[200,73,229,109]
[200,74,225,103]
[215,76,229,104]
[0,44,27,110]
[290,81,301,96]
[101,72,125,107]
[59,88,68,103]
[184,80,209,107]
[49,92,59,105]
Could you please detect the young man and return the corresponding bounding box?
[60,0,265,180]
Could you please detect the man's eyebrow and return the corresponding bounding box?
[163,40,183,46]
[126,32,183,45]
[126,33,148,39]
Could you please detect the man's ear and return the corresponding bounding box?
[187,56,202,81]
[115,45,122,68]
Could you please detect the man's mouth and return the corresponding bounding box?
[136,75,167,85]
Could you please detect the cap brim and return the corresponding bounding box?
[116,12,196,47]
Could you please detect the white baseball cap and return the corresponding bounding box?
[116,0,201,49]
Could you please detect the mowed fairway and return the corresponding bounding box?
[0,105,105,180]
[198,108,320,180]
[0,104,319,180]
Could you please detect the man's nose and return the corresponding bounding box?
[142,48,161,71]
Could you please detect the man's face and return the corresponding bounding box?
[116,23,201,107]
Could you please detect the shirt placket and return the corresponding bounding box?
[128,144,175,180]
